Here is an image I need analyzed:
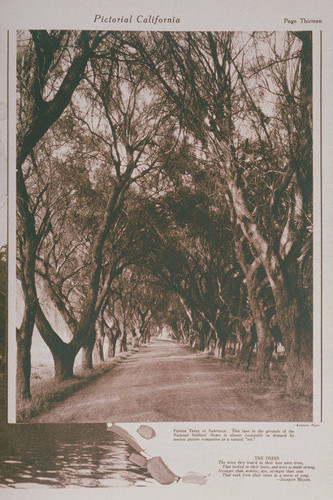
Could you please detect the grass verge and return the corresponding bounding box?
[17,351,136,423]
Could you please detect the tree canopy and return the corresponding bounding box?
[16,30,313,401]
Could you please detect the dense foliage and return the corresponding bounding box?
[16,31,312,401]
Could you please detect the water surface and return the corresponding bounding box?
[0,424,153,488]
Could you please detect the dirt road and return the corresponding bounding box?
[31,339,312,423]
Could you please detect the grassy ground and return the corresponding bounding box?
[16,351,137,422]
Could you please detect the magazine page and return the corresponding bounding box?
[0,0,332,498]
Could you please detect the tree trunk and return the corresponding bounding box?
[34,304,81,381]
[199,329,206,351]
[256,336,274,380]
[16,309,34,401]
[247,278,274,380]
[107,336,113,357]
[106,330,117,358]
[107,337,113,358]
[221,341,226,358]
[81,329,96,370]
[95,338,104,362]
[228,176,312,397]
[234,238,275,380]
[275,290,312,397]
[16,232,38,401]
[81,345,94,370]
[52,346,77,381]
[15,32,106,395]
[111,339,117,357]
[95,321,105,362]
[120,331,127,352]
[139,328,146,344]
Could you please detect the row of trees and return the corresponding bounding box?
[16,30,313,402]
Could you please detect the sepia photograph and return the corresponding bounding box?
[14,30,313,424]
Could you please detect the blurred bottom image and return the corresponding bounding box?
[0,424,154,488]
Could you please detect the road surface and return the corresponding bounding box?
[31,339,312,423]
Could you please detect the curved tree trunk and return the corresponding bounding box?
[225,32,313,395]
[15,32,110,393]
[34,304,81,381]
[228,176,312,397]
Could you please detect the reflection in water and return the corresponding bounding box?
[0,424,153,488]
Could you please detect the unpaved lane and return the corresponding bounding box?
[31,339,312,423]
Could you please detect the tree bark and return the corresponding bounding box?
[274,287,312,397]
[234,239,274,380]
[16,208,39,401]
[81,332,96,370]
[228,176,312,396]
[95,328,105,362]
[110,338,117,357]
[256,333,274,380]
[81,347,93,370]
[120,331,127,352]
[16,316,34,401]
[106,328,118,358]
[95,339,104,362]
[52,346,77,381]
[35,303,80,381]
[81,328,96,369]
[198,321,207,351]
